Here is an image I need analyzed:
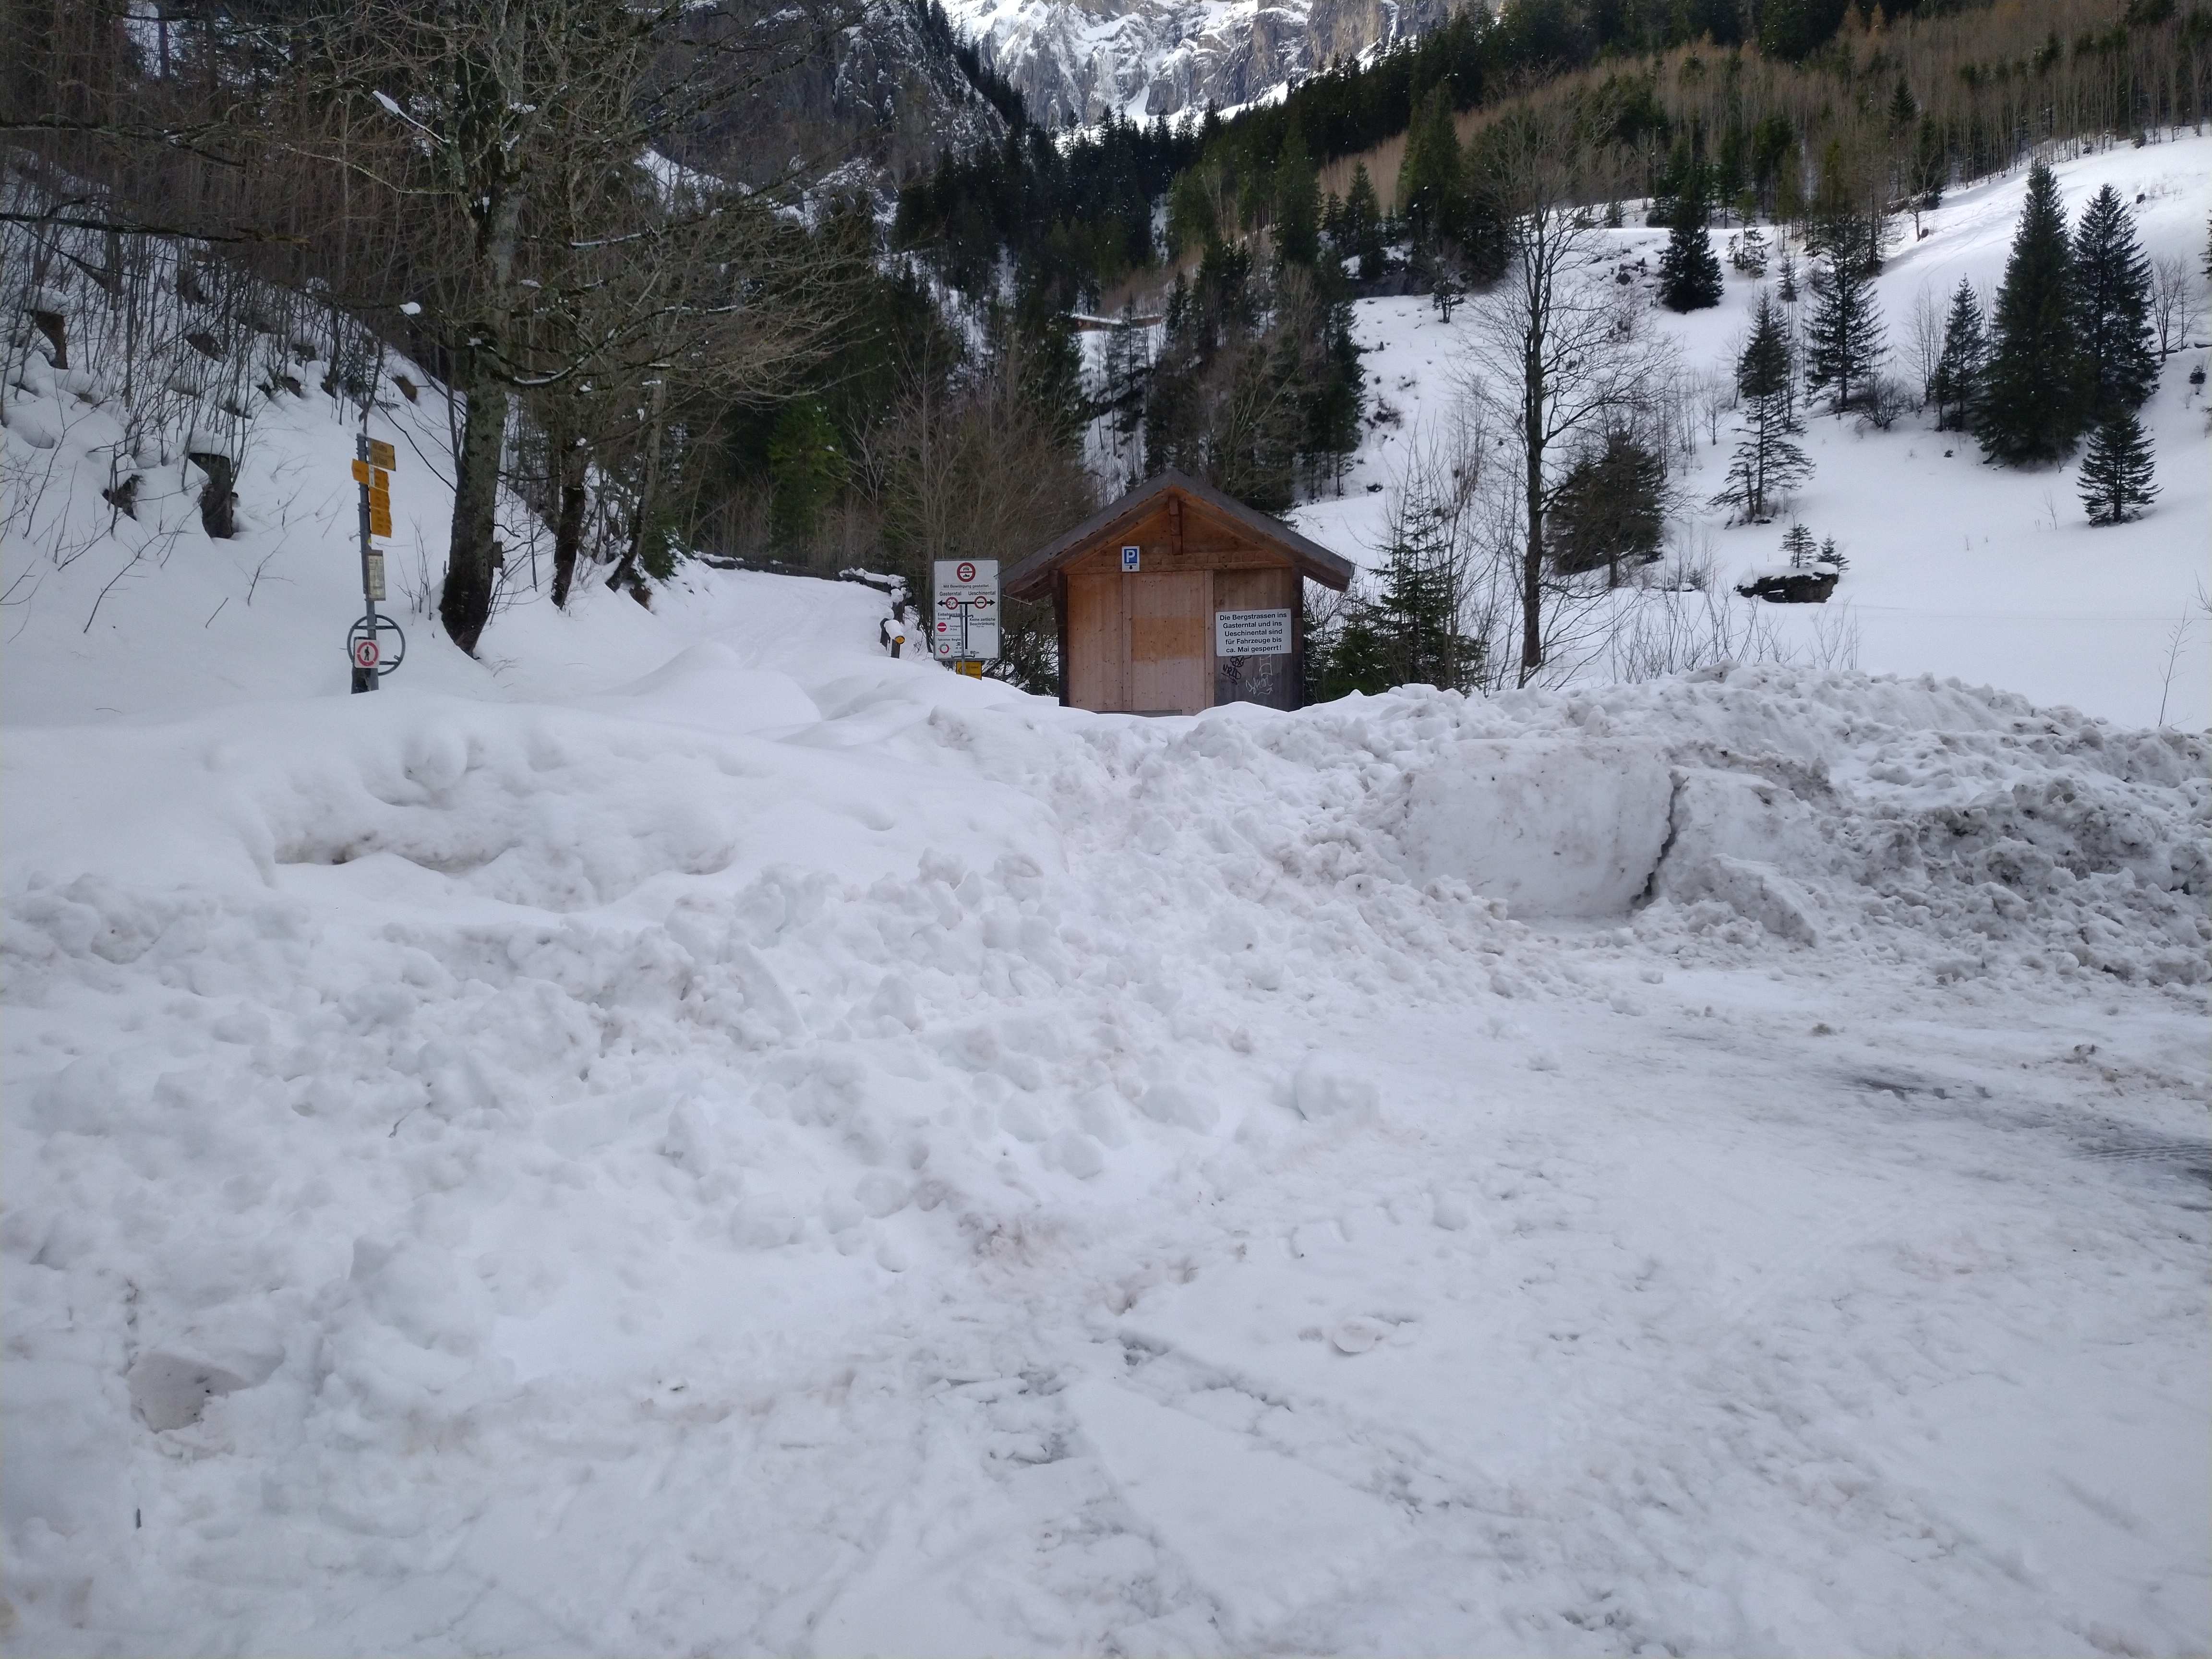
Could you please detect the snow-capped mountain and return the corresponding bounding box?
[677,1,1009,188]
[945,0,1455,127]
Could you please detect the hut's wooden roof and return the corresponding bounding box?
[1004,471,1356,599]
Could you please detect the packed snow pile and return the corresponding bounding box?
[6,580,2209,1651]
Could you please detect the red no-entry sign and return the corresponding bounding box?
[353,637,380,670]
[955,561,976,583]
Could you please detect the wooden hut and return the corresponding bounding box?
[1004,471,1356,715]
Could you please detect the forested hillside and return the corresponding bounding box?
[11,0,2202,695]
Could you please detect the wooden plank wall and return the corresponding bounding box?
[1057,493,1308,715]
[1066,570,1127,711]
[1129,571,1208,714]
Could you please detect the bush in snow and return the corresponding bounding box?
[1855,374,1915,433]
[1728,227,1770,277]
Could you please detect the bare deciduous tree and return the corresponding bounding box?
[1905,281,1944,407]
[858,334,1096,691]
[2149,252,2201,358]
[1458,113,1672,684]
[313,0,861,650]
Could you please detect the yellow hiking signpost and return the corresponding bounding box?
[349,434,405,692]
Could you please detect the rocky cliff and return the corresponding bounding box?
[945,0,1459,128]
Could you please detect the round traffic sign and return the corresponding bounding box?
[956,561,976,583]
[347,615,406,677]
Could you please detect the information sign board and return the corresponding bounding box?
[932,558,1000,661]
[1215,608,1292,657]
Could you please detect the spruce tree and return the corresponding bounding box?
[1713,290,1811,522]
[2070,183,2158,418]
[2078,408,2158,524]
[1779,523,1818,566]
[1804,218,1886,412]
[1928,277,1987,431]
[1344,162,1385,283]
[1551,429,1667,585]
[1300,289,1366,493]
[1396,91,1461,253]
[767,400,844,547]
[1363,490,1477,690]
[1976,160,2081,464]
[1273,121,1321,268]
[1659,171,1726,312]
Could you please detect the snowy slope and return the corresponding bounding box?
[1290,134,2212,731]
[6,163,2212,1657]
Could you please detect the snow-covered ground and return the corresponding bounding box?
[6,146,2211,1657]
[1291,134,2212,732]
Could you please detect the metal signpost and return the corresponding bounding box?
[932,559,999,674]
[349,435,404,692]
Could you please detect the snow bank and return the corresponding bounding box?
[8,608,2208,1651]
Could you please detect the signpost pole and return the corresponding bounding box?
[352,433,379,693]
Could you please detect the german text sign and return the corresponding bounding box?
[932,559,999,661]
[1215,608,1292,657]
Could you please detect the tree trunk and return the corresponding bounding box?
[1520,344,1546,682]
[439,180,522,656]
[440,358,508,654]
[551,436,588,609]
[605,377,668,600]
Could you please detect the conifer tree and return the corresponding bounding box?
[767,400,844,547]
[1373,492,1478,689]
[1343,163,1385,283]
[1779,522,1818,565]
[1976,161,2081,464]
[1014,306,1089,452]
[1713,290,1810,522]
[1301,289,1366,493]
[1551,428,1667,585]
[1776,247,1799,303]
[2071,183,2158,418]
[1659,170,1726,312]
[2078,408,2158,524]
[1396,91,1461,253]
[1887,76,1916,134]
[1928,277,1987,431]
[1804,217,1886,412]
[1273,121,1321,268]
